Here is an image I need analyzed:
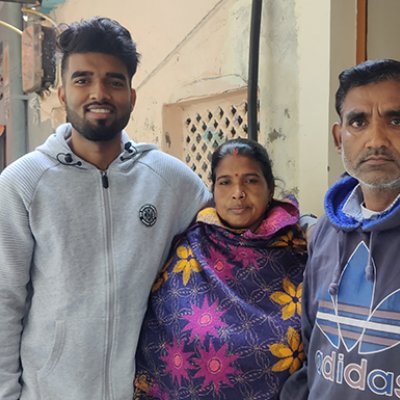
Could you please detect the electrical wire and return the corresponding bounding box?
[0,20,22,35]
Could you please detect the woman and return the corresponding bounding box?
[134,138,307,399]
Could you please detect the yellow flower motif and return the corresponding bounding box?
[271,229,306,251]
[152,255,173,292]
[270,278,302,320]
[172,245,201,286]
[269,326,305,374]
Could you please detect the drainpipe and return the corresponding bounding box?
[247,0,262,142]
[1,2,27,164]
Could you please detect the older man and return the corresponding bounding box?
[281,59,400,399]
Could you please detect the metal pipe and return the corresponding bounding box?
[247,0,263,142]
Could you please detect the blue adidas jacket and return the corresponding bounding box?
[281,175,400,400]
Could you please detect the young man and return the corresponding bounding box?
[280,59,400,399]
[0,17,210,400]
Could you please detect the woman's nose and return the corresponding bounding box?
[232,188,245,199]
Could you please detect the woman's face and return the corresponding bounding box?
[213,154,272,231]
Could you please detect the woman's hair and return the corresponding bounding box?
[211,138,275,193]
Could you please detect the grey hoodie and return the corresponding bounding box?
[0,123,211,400]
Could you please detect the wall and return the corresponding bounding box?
[259,0,300,201]
[38,0,228,146]
[368,0,400,60]
[2,0,365,215]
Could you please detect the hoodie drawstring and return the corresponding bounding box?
[329,230,375,296]
[56,153,82,167]
[365,232,375,281]
[328,230,343,296]
[120,142,137,161]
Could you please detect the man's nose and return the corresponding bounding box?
[90,82,111,101]
[367,121,390,148]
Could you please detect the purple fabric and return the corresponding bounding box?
[135,198,307,399]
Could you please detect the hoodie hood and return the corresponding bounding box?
[36,123,157,169]
[325,175,400,232]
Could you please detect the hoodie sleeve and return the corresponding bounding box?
[0,161,35,399]
[144,150,212,233]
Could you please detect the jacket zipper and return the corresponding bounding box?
[102,171,109,188]
[101,171,115,399]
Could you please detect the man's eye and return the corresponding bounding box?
[390,118,400,126]
[73,78,87,85]
[110,80,125,88]
[349,119,365,128]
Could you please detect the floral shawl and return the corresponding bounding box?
[134,197,307,400]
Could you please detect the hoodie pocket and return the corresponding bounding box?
[36,320,66,379]
[36,319,105,400]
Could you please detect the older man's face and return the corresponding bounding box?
[333,80,400,191]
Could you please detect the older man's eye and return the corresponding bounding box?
[390,118,400,126]
[349,119,365,128]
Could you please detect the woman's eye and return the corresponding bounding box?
[244,177,260,184]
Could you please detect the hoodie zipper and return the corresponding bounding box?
[102,172,109,189]
[101,170,115,399]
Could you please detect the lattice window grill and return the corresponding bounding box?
[184,100,259,185]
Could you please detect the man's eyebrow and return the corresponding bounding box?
[106,72,127,81]
[344,110,367,121]
[70,70,92,80]
[384,109,400,118]
[69,71,127,81]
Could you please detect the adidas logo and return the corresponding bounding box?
[314,241,400,397]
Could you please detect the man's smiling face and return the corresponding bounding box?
[58,52,136,142]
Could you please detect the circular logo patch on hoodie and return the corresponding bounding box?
[139,204,157,227]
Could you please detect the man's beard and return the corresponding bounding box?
[66,106,130,142]
[342,149,400,190]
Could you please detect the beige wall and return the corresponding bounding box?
[368,0,400,60]
[42,0,240,145]
[259,0,356,215]
[35,0,363,216]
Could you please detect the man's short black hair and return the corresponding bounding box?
[57,17,140,81]
[335,59,400,119]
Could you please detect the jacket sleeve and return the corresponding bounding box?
[0,168,34,399]
[166,155,212,233]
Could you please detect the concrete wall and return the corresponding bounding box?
[39,0,229,145]
[259,0,356,215]
[29,0,358,215]
[3,0,385,215]
[368,0,400,60]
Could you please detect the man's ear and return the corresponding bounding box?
[130,88,136,111]
[58,86,66,107]
[332,122,343,153]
